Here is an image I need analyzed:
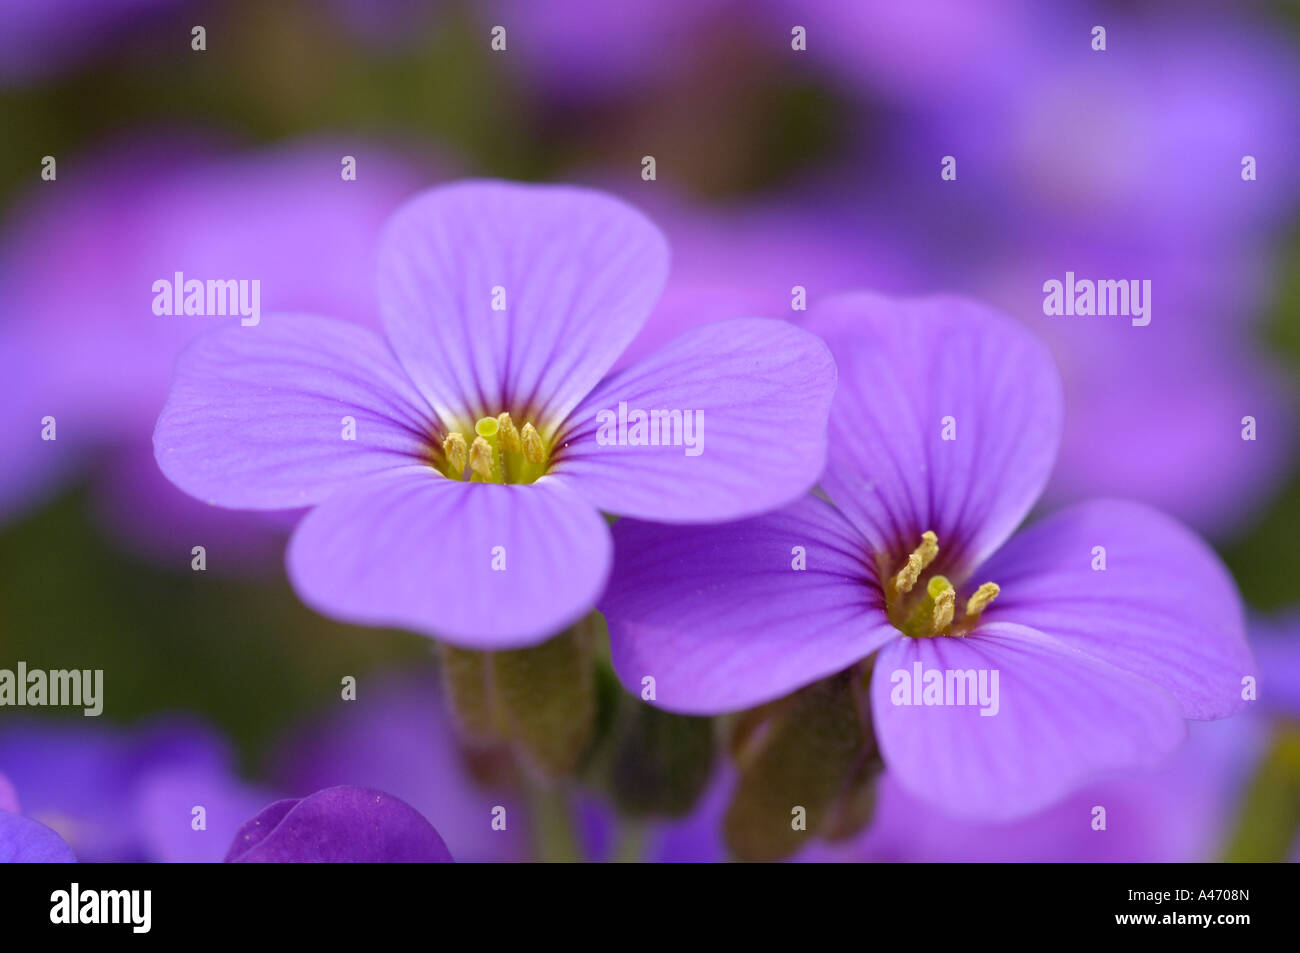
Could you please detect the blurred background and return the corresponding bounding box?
[1,0,1299,861]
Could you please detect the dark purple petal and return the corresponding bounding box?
[870,622,1185,820]
[805,292,1062,579]
[287,471,611,649]
[602,495,895,713]
[154,314,436,510]
[977,500,1251,720]
[554,318,836,523]
[224,787,452,863]
[377,180,669,428]
[273,671,531,862]
[0,811,77,863]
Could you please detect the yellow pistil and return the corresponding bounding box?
[438,413,549,484]
[442,432,468,477]
[891,530,938,597]
[964,582,1000,625]
[521,422,545,465]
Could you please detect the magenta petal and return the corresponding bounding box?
[154,313,436,510]
[0,811,77,862]
[602,495,896,713]
[377,180,669,427]
[287,471,612,649]
[870,622,1186,820]
[224,786,452,863]
[977,500,1251,720]
[806,292,1062,577]
[554,319,836,522]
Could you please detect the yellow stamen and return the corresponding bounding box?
[929,575,955,633]
[442,432,468,477]
[965,582,1000,622]
[521,422,545,465]
[469,436,494,481]
[497,413,521,454]
[892,530,939,595]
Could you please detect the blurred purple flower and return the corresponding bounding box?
[0,811,78,862]
[1251,613,1300,718]
[834,717,1265,863]
[973,232,1297,536]
[0,768,78,862]
[0,0,180,84]
[224,786,453,863]
[0,136,425,569]
[905,12,1300,245]
[275,671,530,862]
[602,292,1252,820]
[0,716,269,862]
[154,179,836,648]
[765,0,1042,109]
[481,0,738,102]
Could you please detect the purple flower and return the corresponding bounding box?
[0,769,78,862]
[827,717,1266,863]
[0,716,268,862]
[601,292,1252,820]
[154,180,836,648]
[224,786,453,863]
[274,671,530,862]
[0,812,77,862]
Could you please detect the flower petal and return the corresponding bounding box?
[870,622,1185,820]
[377,180,669,427]
[553,319,836,522]
[602,495,896,713]
[0,811,77,863]
[224,787,452,863]
[154,314,436,510]
[287,471,611,649]
[976,499,1251,720]
[805,292,1062,578]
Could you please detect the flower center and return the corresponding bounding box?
[437,413,549,484]
[882,531,1000,638]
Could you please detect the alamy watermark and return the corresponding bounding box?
[890,662,999,716]
[595,401,704,456]
[151,271,260,326]
[0,662,103,716]
[1042,271,1150,327]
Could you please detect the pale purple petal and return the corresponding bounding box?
[287,471,611,649]
[154,314,436,510]
[133,762,276,863]
[977,500,1251,720]
[224,786,452,863]
[870,622,1185,820]
[0,811,77,863]
[377,180,669,428]
[806,292,1062,579]
[847,716,1265,862]
[552,319,835,522]
[602,495,895,713]
[0,772,18,813]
